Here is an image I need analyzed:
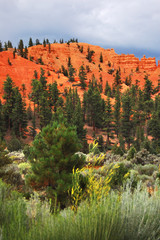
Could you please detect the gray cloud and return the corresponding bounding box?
[1,0,160,58]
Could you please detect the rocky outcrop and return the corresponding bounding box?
[111,53,156,71]
[139,55,157,71]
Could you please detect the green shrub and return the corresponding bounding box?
[18,162,31,174]
[127,146,136,160]
[140,138,155,154]
[23,144,31,158]
[110,162,128,187]
[7,137,22,152]
[0,164,23,186]
[111,144,124,156]
[0,141,11,168]
[135,164,158,176]
[132,148,160,166]
[138,174,153,183]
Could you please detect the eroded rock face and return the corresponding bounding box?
[111,53,156,71]
[139,55,157,71]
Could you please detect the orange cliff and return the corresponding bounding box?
[28,43,160,87]
[0,42,160,105]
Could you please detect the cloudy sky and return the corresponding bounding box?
[1,0,160,60]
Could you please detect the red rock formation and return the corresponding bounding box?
[139,55,157,71]
[0,42,160,105]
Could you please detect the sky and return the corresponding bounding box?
[1,0,160,61]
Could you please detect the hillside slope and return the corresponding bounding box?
[0,42,160,103]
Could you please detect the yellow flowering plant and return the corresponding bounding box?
[70,164,120,211]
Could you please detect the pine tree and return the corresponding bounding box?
[48,43,51,53]
[36,39,40,45]
[30,79,42,112]
[28,37,33,47]
[120,91,133,149]
[23,46,28,59]
[7,40,13,48]
[27,104,32,120]
[11,87,28,137]
[113,87,121,137]
[143,75,153,102]
[143,75,154,120]
[61,65,68,77]
[68,56,71,67]
[86,46,94,62]
[99,74,103,83]
[80,45,83,53]
[0,100,5,138]
[3,76,27,136]
[34,70,38,79]
[97,135,105,152]
[18,39,24,57]
[65,89,86,142]
[113,70,122,88]
[27,122,85,207]
[4,42,8,51]
[39,68,47,90]
[68,65,75,82]
[132,88,146,136]
[43,39,46,47]
[147,96,160,144]
[29,115,36,140]
[13,49,16,59]
[39,93,52,129]
[0,41,3,52]
[104,81,112,96]
[79,65,87,89]
[84,82,104,130]
[72,98,86,142]
[148,113,160,142]
[100,52,103,63]
[3,76,15,129]
[65,88,77,123]
[48,81,59,111]
[104,96,114,144]
[134,126,144,151]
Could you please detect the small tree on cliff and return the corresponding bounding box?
[18,39,24,57]
[113,70,122,89]
[68,65,75,82]
[79,65,87,89]
[27,122,85,207]
[100,52,103,63]
[28,37,33,47]
[0,41,3,52]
